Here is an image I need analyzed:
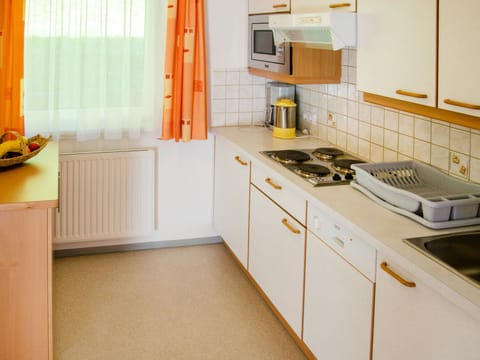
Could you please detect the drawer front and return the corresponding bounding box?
[251,161,306,225]
[308,201,377,281]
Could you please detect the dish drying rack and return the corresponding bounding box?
[350,161,480,229]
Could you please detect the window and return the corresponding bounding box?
[24,0,165,140]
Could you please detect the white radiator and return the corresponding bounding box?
[55,149,156,244]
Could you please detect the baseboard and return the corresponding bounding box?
[54,236,224,258]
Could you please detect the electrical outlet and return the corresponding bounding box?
[327,112,336,127]
[450,152,469,178]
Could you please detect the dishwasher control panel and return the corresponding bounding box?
[307,202,377,282]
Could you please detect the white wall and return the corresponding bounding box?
[55,0,249,249]
[56,134,216,249]
[205,0,248,69]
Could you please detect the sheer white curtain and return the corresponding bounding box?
[24,0,166,141]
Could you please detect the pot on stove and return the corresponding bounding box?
[273,98,296,139]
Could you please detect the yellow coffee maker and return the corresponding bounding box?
[273,98,297,139]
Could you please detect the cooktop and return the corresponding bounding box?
[261,147,367,186]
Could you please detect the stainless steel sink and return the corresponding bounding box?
[404,231,480,287]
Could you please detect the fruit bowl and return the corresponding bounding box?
[0,131,50,168]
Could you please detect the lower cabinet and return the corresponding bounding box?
[0,207,53,360]
[373,256,480,360]
[248,185,305,337]
[303,227,374,360]
[213,136,251,268]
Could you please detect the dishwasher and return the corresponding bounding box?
[303,202,377,360]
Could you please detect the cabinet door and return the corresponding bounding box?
[373,256,480,360]
[249,186,305,336]
[249,0,290,14]
[303,231,373,360]
[0,208,51,360]
[213,137,251,268]
[357,0,436,106]
[438,0,480,117]
[292,0,356,13]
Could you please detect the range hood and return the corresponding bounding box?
[268,12,356,50]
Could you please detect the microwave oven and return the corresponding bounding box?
[248,15,291,74]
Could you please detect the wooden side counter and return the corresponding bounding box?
[0,142,58,360]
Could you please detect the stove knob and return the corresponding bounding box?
[332,173,342,181]
[344,173,354,180]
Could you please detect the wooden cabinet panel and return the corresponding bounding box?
[292,0,356,13]
[213,136,251,268]
[357,0,437,107]
[249,186,305,336]
[249,47,342,85]
[438,0,480,117]
[0,208,52,360]
[249,0,290,15]
[373,255,480,360]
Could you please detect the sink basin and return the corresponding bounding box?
[404,231,480,286]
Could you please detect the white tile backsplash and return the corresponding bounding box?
[471,133,480,158]
[450,127,470,155]
[209,68,266,127]
[384,110,399,131]
[398,134,414,157]
[432,122,450,147]
[371,106,385,127]
[414,117,431,142]
[210,52,480,184]
[371,125,384,145]
[399,113,414,136]
[384,129,398,151]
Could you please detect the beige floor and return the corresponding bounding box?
[53,243,307,360]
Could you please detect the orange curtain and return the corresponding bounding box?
[162,0,207,142]
[0,0,24,135]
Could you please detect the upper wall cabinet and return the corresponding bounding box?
[249,0,291,15]
[356,0,437,107]
[438,0,480,117]
[291,0,356,13]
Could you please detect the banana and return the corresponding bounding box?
[0,140,27,158]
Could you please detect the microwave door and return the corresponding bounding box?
[252,26,279,61]
[249,20,290,74]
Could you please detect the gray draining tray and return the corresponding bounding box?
[351,161,480,223]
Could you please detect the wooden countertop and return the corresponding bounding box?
[0,142,59,210]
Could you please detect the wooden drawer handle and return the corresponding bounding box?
[395,89,428,99]
[265,178,282,190]
[381,262,416,288]
[281,218,301,234]
[329,2,351,8]
[272,3,288,8]
[234,156,248,166]
[444,99,480,110]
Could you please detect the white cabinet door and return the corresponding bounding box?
[213,136,251,268]
[249,0,290,14]
[357,0,437,106]
[438,0,480,117]
[373,255,480,360]
[249,186,305,336]
[292,0,355,13]
[303,231,373,360]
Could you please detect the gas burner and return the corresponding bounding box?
[287,164,330,178]
[334,159,366,174]
[312,147,344,161]
[270,150,310,164]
